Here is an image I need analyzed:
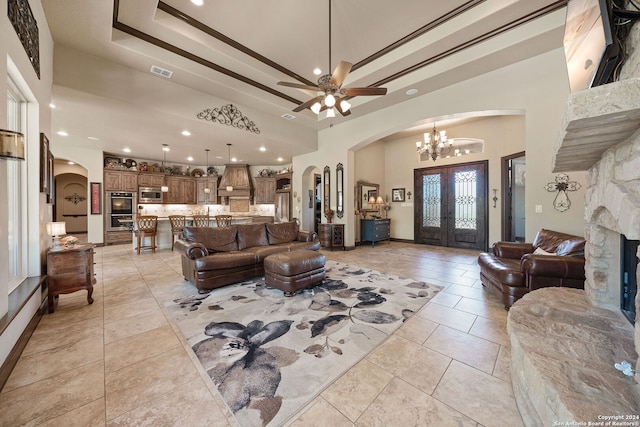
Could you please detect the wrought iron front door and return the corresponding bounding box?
[414,160,488,250]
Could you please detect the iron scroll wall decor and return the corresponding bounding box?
[197,104,260,134]
[8,0,40,79]
[544,173,581,212]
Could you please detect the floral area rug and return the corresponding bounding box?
[164,261,442,427]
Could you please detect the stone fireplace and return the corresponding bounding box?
[508,76,640,425]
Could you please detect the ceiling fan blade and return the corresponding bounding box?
[343,87,388,96]
[292,96,322,112]
[278,81,321,91]
[329,61,353,87]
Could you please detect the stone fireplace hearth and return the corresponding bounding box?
[508,76,640,425]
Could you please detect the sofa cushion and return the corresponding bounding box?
[243,245,287,262]
[266,221,299,245]
[237,223,269,250]
[194,251,257,271]
[183,226,238,252]
[478,253,524,287]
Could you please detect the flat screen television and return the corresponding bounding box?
[563,0,620,92]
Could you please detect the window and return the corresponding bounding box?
[6,78,27,292]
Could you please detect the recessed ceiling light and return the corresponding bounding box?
[49,103,56,109]
[182,130,191,136]
[231,157,237,162]
[187,156,193,161]
[123,148,131,153]
[259,146,266,152]
[88,136,99,141]
[313,68,322,75]
[277,157,283,162]
[406,88,418,96]
[191,0,203,5]
[67,161,75,165]
[216,156,223,159]
[57,131,68,136]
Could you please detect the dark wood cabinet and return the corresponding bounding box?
[104,170,138,192]
[137,173,165,187]
[254,177,276,204]
[46,243,96,313]
[319,223,345,250]
[197,176,219,204]
[165,176,197,204]
[275,172,292,192]
[361,219,391,246]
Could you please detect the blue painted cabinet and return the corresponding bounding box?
[361,219,390,247]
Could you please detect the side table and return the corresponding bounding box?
[318,223,345,251]
[46,243,96,313]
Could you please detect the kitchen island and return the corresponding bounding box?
[127,215,274,250]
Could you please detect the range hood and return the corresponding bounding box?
[218,164,254,198]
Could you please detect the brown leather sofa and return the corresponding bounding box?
[174,221,320,293]
[477,229,586,309]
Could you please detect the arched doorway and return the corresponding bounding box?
[300,165,322,232]
[54,160,89,237]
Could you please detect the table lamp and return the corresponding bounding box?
[46,221,66,249]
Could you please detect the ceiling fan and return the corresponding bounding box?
[277,1,387,117]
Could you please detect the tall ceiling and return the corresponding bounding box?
[42,0,568,166]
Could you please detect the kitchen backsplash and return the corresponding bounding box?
[136,203,275,217]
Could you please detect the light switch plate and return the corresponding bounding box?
[535,204,543,213]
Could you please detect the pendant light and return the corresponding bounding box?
[203,149,211,198]
[161,144,169,192]
[226,143,233,192]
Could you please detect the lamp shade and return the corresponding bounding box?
[375,196,384,205]
[46,221,66,237]
[0,129,25,160]
[368,196,377,205]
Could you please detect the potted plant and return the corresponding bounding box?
[324,208,334,223]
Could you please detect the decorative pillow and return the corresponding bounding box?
[533,247,556,256]
[237,223,269,250]
[266,221,299,244]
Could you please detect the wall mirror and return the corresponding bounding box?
[336,163,344,218]
[323,166,330,213]
[357,181,380,212]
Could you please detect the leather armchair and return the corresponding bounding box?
[478,229,586,309]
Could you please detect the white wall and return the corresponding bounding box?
[293,47,587,247]
[0,0,53,365]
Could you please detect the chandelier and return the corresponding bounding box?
[416,123,454,161]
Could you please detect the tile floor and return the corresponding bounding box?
[0,241,523,426]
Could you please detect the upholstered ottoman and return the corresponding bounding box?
[264,249,326,296]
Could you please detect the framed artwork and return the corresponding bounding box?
[90,182,102,214]
[40,133,48,193]
[47,148,54,204]
[392,188,405,202]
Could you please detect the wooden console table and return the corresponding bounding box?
[46,243,96,313]
[361,218,391,246]
[318,223,345,251]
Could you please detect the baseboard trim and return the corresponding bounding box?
[0,276,47,391]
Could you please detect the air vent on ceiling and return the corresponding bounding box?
[150,65,173,78]
[281,113,296,120]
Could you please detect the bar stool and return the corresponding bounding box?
[135,215,158,254]
[168,215,186,251]
[215,214,233,227]
[192,214,210,227]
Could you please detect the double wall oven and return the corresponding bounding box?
[106,191,135,231]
